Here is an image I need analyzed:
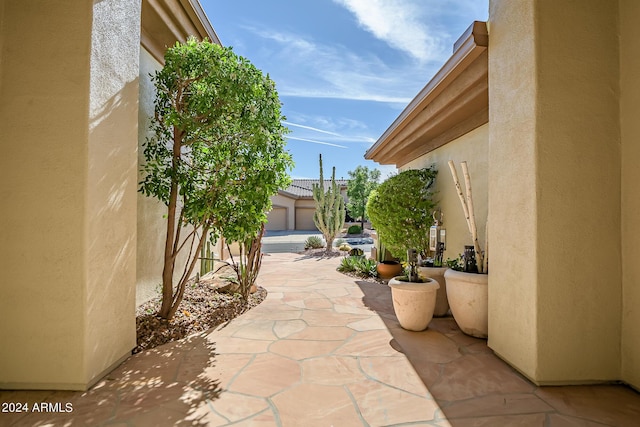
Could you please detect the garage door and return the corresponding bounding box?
[295,208,318,230]
[266,207,287,230]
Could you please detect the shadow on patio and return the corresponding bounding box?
[356,279,640,426]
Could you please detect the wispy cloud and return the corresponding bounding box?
[286,136,348,149]
[283,121,342,136]
[333,0,445,63]
[248,27,426,103]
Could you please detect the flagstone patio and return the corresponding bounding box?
[1,252,639,426]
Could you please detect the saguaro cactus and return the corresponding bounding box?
[313,154,346,253]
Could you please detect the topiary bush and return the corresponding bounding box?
[366,167,438,261]
[347,225,362,235]
[304,236,325,249]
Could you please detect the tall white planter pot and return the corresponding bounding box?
[417,266,449,316]
[444,269,489,338]
[388,277,440,331]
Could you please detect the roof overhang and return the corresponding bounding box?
[365,21,488,167]
[141,0,221,64]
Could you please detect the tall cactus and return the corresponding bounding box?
[313,154,346,253]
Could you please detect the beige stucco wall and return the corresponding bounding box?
[489,0,621,384]
[0,0,139,389]
[401,124,488,263]
[620,0,640,390]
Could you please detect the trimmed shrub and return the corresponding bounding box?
[304,236,324,249]
[347,225,362,234]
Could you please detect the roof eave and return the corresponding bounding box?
[365,21,489,166]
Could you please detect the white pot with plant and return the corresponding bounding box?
[388,249,440,331]
[444,160,489,339]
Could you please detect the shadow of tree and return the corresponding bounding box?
[0,334,222,426]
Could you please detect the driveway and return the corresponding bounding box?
[262,230,373,254]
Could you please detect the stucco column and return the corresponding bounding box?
[489,0,621,384]
[0,0,140,390]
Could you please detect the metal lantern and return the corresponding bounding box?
[429,210,446,252]
[463,245,478,273]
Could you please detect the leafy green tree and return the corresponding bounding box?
[313,154,346,253]
[139,38,292,320]
[366,167,438,260]
[346,166,380,230]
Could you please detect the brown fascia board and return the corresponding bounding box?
[364,21,488,165]
[141,0,221,64]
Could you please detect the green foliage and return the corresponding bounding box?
[312,154,346,252]
[139,38,292,319]
[200,238,215,276]
[347,225,362,234]
[338,243,351,252]
[304,236,324,249]
[337,256,378,278]
[366,167,438,261]
[346,166,381,229]
[445,255,465,271]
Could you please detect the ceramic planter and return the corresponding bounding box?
[377,260,403,279]
[388,277,440,331]
[444,269,488,338]
[417,266,449,316]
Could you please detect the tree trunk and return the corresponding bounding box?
[158,128,183,319]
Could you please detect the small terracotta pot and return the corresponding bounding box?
[377,261,403,279]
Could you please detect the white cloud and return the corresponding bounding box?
[249,28,427,103]
[333,0,446,63]
[282,121,342,137]
[286,136,348,149]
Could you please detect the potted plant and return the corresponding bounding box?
[366,168,439,281]
[374,237,403,279]
[417,211,450,316]
[388,249,440,331]
[444,161,488,338]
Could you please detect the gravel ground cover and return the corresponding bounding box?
[134,265,266,353]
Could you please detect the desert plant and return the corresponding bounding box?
[347,225,362,235]
[366,167,438,261]
[338,243,352,252]
[199,238,215,276]
[304,235,324,249]
[227,225,265,300]
[337,256,378,278]
[313,154,346,253]
[139,38,292,319]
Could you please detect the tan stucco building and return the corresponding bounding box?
[266,180,349,231]
[0,0,219,390]
[366,1,640,391]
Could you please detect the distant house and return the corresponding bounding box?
[267,179,348,231]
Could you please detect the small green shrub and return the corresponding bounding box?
[347,225,362,234]
[337,256,378,278]
[334,238,346,246]
[338,243,352,252]
[337,256,357,273]
[304,236,324,249]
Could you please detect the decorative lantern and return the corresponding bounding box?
[463,245,478,273]
[429,210,446,252]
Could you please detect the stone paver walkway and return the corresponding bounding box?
[2,253,639,426]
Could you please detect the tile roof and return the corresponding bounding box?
[280,179,348,199]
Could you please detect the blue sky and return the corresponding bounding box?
[201,0,488,180]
